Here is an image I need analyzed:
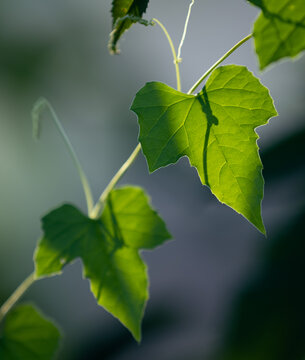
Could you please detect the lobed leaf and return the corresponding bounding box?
[0,304,61,360]
[249,0,305,69]
[131,65,277,233]
[34,186,171,341]
[109,0,150,54]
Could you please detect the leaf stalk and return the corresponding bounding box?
[188,33,253,94]
[0,273,35,323]
[90,143,142,219]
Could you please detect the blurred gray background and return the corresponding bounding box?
[0,1,305,359]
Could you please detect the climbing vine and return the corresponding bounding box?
[0,0,304,358]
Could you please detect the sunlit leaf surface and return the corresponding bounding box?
[131,65,277,233]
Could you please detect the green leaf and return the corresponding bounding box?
[131,65,277,233]
[34,186,171,341]
[109,0,151,54]
[0,304,61,360]
[249,0,305,69]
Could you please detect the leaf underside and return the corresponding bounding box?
[0,304,61,360]
[109,0,150,54]
[34,186,171,341]
[249,0,305,69]
[131,65,277,234]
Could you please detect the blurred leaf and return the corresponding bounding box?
[34,186,171,341]
[249,0,305,69]
[109,0,150,54]
[131,65,277,233]
[262,125,305,181]
[0,41,53,87]
[217,206,305,360]
[0,304,61,360]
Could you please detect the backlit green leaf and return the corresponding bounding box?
[0,304,61,360]
[249,0,305,69]
[109,0,150,54]
[131,65,277,233]
[34,186,171,341]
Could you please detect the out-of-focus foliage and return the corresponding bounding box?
[0,304,61,360]
[216,206,305,360]
[212,124,305,360]
[249,0,305,69]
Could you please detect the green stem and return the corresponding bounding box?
[32,98,94,214]
[187,33,253,94]
[90,143,142,219]
[177,0,195,62]
[152,18,181,91]
[0,273,35,323]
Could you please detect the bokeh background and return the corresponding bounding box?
[0,1,305,359]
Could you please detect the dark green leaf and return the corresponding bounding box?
[217,207,305,360]
[34,186,171,341]
[131,65,277,233]
[109,0,150,54]
[0,304,61,360]
[249,0,305,69]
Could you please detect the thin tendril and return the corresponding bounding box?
[152,18,181,91]
[32,98,94,214]
[177,0,195,62]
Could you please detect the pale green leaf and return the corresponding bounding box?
[34,186,171,341]
[109,0,151,54]
[249,0,305,69]
[131,65,277,233]
[0,304,61,360]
